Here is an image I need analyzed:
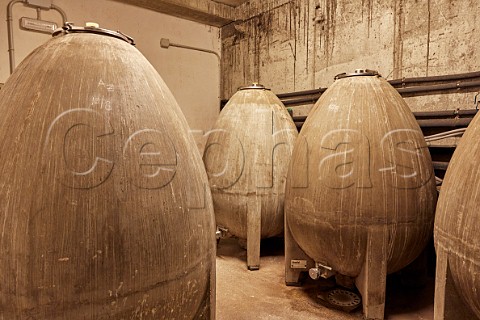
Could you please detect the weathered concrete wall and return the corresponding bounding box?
[222,0,480,114]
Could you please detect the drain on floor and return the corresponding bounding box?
[316,288,361,312]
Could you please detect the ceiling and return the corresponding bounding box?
[113,0,247,27]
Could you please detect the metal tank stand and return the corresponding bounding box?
[247,198,261,270]
[434,250,478,320]
[284,213,315,285]
[354,226,388,320]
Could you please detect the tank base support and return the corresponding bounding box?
[247,198,261,271]
[434,249,477,320]
[284,212,315,285]
[355,227,388,320]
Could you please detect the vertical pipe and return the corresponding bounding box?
[50,4,67,25]
[7,0,68,74]
[7,0,24,74]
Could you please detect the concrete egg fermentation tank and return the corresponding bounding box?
[434,102,480,319]
[284,70,437,319]
[203,84,297,270]
[0,24,216,319]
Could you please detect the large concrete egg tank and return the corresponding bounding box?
[284,70,437,319]
[0,24,216,319]
[434,105,480,319]
[203,84,297,270]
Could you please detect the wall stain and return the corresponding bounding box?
[367,0,373,38]
[393,0,405,79]
[305,3,310,78]
[222,0,480,111]
[324,0,337,67]
[426,0,431,76]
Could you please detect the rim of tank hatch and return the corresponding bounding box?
[238,83,271,91]
[52,22,135,45]
[334,69,381,80]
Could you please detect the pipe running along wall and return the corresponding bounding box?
[160,38,222,103]
[7,0,68,74]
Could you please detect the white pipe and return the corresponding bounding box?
[51,3,67,24]
[160,38,222,103]
[7,0,24,74]
[7,0,68,74]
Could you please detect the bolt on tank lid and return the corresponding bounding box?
[238,83,271,91]
[52,22,135,45]
[334,69,381,80]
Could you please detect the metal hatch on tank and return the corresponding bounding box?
[284,69,437,320]
[203,83,297,270]
[0,23,215,319]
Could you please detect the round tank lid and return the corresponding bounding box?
[334,69,381,80]
[238,83,271,91]
[52,22,135,45]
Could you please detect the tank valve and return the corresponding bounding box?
[309,262,335,280]
[215,226,229,240]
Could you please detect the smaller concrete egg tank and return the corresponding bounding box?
[203,84,297,270]
[284,70,437,319]
[434,109,480,320]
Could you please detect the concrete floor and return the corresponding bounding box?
[216,237,434,320]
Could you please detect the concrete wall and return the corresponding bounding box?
[222,0,480,114]
[0,0,221,151]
